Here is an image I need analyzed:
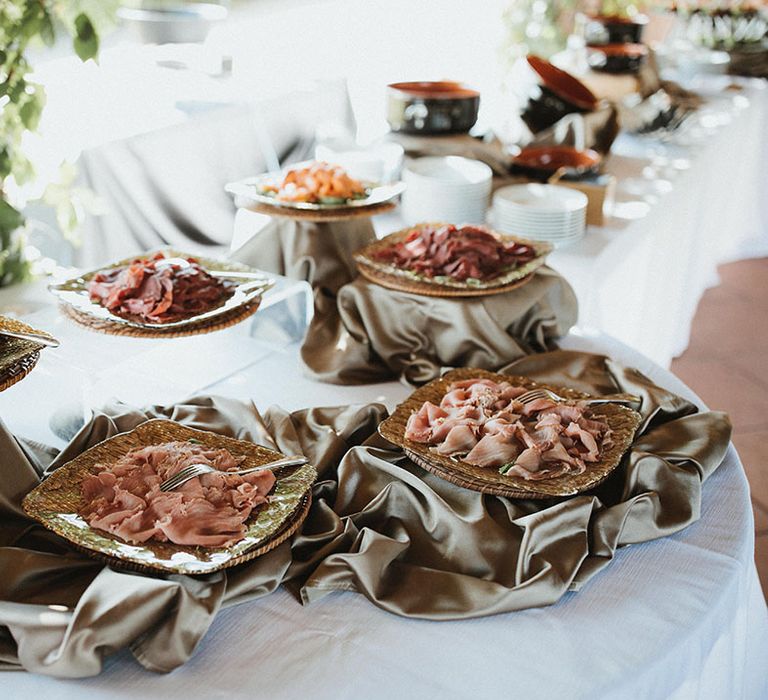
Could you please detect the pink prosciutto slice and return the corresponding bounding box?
[464,432,522,468]
[405,377,612,482]
[80,441,276,547]
[435,425,478,456]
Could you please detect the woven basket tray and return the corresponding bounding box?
[52,248,269,338]
[356,260,535,298]
[243,199,396,222]
[60,296,262,339]
[22,419,317,575]
[353,224,552,298]
[0,351,40,392]
[0,316,56,392]
[378,368,642,500]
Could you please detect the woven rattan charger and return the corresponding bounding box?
[22,419,317,575]
[356,261,535,298]
[64,493,312,576]
[60,297,263,339]
[379,368,642,500]
[0,316,56,391]
[52,248,270,338]
[353,225,551,298]
[241,199,396,222]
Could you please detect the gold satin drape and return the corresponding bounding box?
[0,351,730,677]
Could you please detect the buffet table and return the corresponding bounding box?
[229,77,768,371]
[3,6,768,692]
[0,277,767,697]
[548,77,768,368]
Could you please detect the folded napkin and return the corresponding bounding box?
[0,351,731,677]
[300,266,578,385]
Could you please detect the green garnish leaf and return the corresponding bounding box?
[187,438,203,445]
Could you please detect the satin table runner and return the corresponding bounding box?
[301,266,578,385]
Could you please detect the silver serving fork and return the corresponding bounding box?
[515,387,641,407]
[156,256,272,283]
[159,455,308,492]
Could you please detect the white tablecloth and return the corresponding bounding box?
[0,301,766,698]
[547,79,768,369]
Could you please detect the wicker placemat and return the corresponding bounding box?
[60,296,262,338]
[22,419,318,575]
[0,316,55,392]
[243,199,396,222]
[379,368,642,500]
[356,260,536,298]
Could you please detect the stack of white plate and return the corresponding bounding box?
[401,156,492,225]
[491,184,588,247]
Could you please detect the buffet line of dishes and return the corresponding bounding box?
[3,48,707,575]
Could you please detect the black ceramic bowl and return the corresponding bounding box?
[511,145,602,182]
[387,81,480,135]
[585,14,648,46]
[588,44,648,74]
[521,56,600,134]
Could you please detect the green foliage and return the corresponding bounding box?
[501,1,577,64]
[0,1,111,286]
[73,13,98,62]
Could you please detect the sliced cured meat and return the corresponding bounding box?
[405,402,448,443]
[565,422,600,462]
[372,224,538,282]
[521,398,558,416]
[435,425,478,456]
[80,441,276,548]
[465,433,522,468]
[407,377,612,481]
[86,253,236,324]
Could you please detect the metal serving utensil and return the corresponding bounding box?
[0,328,60,348]
[159,455,309,492]
[155,256,271,281]
[516,387,641,407]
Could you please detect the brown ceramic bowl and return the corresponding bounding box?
[521,56,600,134]
[585,14,648,45]
[587,43,648,74]
[511,145,602,181]
[387,81,480,135]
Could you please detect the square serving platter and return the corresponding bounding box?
[22,420,317,575]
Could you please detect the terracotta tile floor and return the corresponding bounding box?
[670,258,768,598]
